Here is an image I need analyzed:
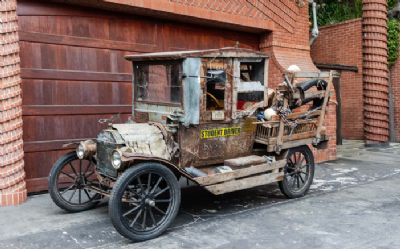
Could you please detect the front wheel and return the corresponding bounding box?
[48,151,101,212]
[278,145,315,198]
[109,162,181,242]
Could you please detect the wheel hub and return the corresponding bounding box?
[145,198,155,207]
[75,175,86,188]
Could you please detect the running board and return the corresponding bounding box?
[194,159,286,195]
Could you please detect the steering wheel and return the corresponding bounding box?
[206,92,224,109]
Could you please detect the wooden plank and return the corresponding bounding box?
[21,69,132,82]
[204,172,284,195]
[267,138,316,152]
[224,155,267,168]
[269,130,318,143]
[19,31,158,53]
[287,111,321,120]
[194,160,286,186]
[263,128,326,148]
[253,120,280,126]
[23,105,132,116]
[276,98,288,152]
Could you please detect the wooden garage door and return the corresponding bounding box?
[17,1,260,192]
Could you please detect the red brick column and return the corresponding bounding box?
[362,0,390,145]
[0,0,27,206]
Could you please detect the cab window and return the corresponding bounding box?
[135,62,181,104]
[206,69,226,111]
[237,62,264,110]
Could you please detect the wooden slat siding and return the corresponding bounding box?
[18,1,260,192]
[22,114,132,142]
[22,105,132,116]
[21,79,132,106]
[18,42,133,74]
[19,31,158,53]
[21,69,132,82]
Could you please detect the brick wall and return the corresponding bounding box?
[311,19,364,140]
[390,55,400,142]
[0,0,27,206]
[312,87,337,162]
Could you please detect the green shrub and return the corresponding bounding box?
[388,19,400,67]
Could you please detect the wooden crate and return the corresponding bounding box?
[255,119,318,145]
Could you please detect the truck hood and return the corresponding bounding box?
[111,123,173,160]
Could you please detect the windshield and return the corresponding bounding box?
[134,62,181,105]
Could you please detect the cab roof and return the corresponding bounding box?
[125,47,268,62]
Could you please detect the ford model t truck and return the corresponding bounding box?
[48,48,331,241]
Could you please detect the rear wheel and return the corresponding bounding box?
[48,151,101,212]
[278,145,314,198]
[109,162,181,242]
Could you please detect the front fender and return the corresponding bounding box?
[120,152,194,180]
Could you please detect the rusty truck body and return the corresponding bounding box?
[48,48,332,241]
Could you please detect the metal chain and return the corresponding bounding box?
[278,106,298,136]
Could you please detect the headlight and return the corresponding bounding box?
[76,143,85,159]
[76,140,96,159]
[111,150,122,169]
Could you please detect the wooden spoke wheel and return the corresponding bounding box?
[278,145,315,198]
[48,151,101,212]
[109,162,181,242]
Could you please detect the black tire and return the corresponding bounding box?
[109,162,181,242]
[48,151,100,212]
[278,145,315,198]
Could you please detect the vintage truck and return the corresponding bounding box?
[48,47,332,241]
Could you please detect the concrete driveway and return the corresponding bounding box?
[1,141,400,249]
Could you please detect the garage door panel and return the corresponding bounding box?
[20,42,132,73]
[109,18,159,45]
[19,15,159,46]
[22,80,132,106]
[23,114,131,142]
[162,23,259,50]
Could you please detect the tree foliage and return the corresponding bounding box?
[388,0,397,9]
[314,0,362,26]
